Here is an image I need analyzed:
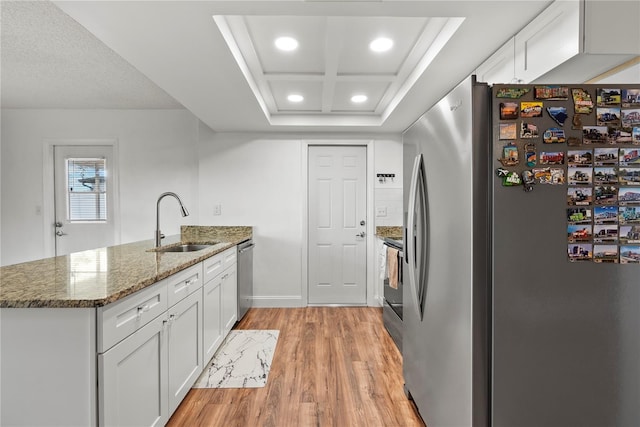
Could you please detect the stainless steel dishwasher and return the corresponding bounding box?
[237,239,254,321]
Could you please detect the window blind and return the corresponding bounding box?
[66,158,107,222]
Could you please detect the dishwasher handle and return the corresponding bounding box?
[238,241,255,253]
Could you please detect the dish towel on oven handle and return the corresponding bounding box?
[387,247,399,289]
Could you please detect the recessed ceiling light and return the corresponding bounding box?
[351,95,368,103]
[275,37,299,51]
[369,37,394,53]
[287,94,304,103]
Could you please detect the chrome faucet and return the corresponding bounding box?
[155,192,189,247]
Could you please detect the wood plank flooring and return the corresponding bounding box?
[168,307,425,427]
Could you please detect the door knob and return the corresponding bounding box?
[55,230,67,237]
[356,232,365,238]
[55,222,63,228]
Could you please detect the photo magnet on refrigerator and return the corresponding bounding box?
[572,114,583,130]
[593,245,619,263]
[547,107,568,126]
[597,88,621,106]
[568,243,592,262]
[572,88,594,114]
[521,170,535,192]
[521,102,543,118]
[496,87,530,99]
[525,143,536,167]
[567,136,582,147]
[502,171,522,186]
[543,128,566,144]
[533,167,565,185]
[597,107,621,126]
[619,245,640,263]
[621,89,640,108]
[535,86,569,100]
[498,142,519,166]
[495,167,510,178]
[521,122,539,139]
[500,102,519,120]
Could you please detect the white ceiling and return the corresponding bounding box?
[1,1,183,110]
[2,0,556,133]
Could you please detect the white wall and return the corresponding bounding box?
[198,129,304,306]
[1,109,199,266]
[1,112,404,305]
[374,139,403,227]
[591,62,640,84]
[197,130,402,307]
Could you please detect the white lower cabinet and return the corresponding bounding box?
[203,274,223,363]
[221,263,238,335]
[167,289,203,414]
[99,314,168,427]
[202,246,238,363]
[99,263,204,426]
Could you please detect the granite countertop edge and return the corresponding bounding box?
[0,226,252,309]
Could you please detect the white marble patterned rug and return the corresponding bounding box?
[193,329,279,389]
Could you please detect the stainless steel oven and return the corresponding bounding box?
[382,238,403,351]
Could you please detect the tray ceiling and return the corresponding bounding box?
[215,15,464,126]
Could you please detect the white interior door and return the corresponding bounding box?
[54,145,116,256]
[308,145,367,304]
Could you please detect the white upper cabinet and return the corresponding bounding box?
[476,0,640,85]
[474,38,517,85]
[514,0,581,83]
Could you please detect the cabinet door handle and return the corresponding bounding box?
[164,314,176,326]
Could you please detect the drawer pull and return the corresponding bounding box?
[137,304,151,316]
[185,279,191,286]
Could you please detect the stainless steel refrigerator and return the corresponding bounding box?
[402,76,640,427]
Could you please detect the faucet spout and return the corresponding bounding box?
[155,192,189,247]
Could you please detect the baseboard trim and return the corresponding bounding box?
[250,296,304,308]
[250,296,384,308]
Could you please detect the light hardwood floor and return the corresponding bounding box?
[168,307,425,427]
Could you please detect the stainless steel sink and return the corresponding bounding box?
[153,244,214,253]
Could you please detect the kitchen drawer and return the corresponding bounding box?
[98,279,168,353]
[203,247,237,284]
[203,252,224,284]
[167,263,203,308]
[221,246,237,270]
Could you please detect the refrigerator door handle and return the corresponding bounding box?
[415,157,429,319]
[407,154,428,320]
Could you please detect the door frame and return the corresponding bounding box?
[301,140,376,307]
[43,138,121,258]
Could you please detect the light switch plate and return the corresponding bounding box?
[376,207,387,217]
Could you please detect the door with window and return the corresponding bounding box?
[54,145,116,256]
[308,145,367,304]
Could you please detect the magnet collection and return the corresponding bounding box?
[494,84,640,264]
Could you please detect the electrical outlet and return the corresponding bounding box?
[214,204,222,216]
